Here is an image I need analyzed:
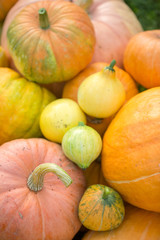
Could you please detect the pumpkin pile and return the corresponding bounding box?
[0,0,160,239]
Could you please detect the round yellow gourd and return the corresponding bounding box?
[77,60,126,118]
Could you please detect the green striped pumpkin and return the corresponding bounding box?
[78,184,125,231]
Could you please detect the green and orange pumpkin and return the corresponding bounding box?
[0,67,56,145]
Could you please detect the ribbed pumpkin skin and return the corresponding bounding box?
[78,184,125,231]
[0,138,86,240]
[0,0,18,21]
[63,62,138,135]
[0,68,56,145]
[124,30,160,88]
[6,0,95,84]
[102,87,160,212]
[82,204,160,240]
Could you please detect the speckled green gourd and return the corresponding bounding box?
[78,184,125,231]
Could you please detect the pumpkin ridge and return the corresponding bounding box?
[0,186,27,196]
[98,202,105,231]
[105,172,160,184]
[36,194,46,240]
[29,31,43,81]
[23,87,55,138]
[0,77,28,141]
[46,29,64,81]
[18,85,43,138]
[80,194,101,224]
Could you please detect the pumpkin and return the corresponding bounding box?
[77,60,126,118]
[73,0,143,68]
[124,29,160,88]
[0,138,86,240]
[40,98,87,143]
[0,67,56,145]
[5,0,95,84]
[62,122,102,169]
[1,0,143,70]
[0,0,18,21]
[102,87,160,213]
[82,204,160,240]
[63,62,139,135]
[78,184,125,231]
[0,46,9,67]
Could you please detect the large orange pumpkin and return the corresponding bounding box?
[0,0,18,21]
[0,138,86,240]
[102,87,160,213]
[73,0,143,68]
[63,62,139,136]
[82,204,160,240]
[2,0,95,84]
[124,30,160,88]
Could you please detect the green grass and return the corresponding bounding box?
[124,0,160,30]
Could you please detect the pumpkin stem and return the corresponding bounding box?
[27,163,72,192]
[104,60,116,72]
[78,121,85,126]
[102,186,111,199]
[86,115,103,124]
[39,8,50,30]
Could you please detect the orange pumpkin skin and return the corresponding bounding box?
[63,62,138,135]
[5,0,95,84]
[0,138,86,240]
[0,0,18,21]
[124,30,160,88]
[82,204,160,240]
[78,184,125,231]
[102,87,160,213]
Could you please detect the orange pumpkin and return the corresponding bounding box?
[78,184,125,231]
[0,138,86,240]
[0,0,18,21]
[4,0,95,84]
[63,62,139,135]
[82,204,160,240]
[124,30,160,88]
[102,87,160,213]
